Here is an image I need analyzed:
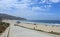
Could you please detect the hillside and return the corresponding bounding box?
[0,13,26,20]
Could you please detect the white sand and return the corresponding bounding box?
[18,23,60,33]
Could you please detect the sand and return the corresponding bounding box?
[17,23,60,33]
[2,20,60,37]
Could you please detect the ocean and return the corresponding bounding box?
[19,20,60,25]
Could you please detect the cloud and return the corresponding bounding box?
[28,0,52,12]
[0,0,59,12]
[50,0,60,3]
[32,7,47,12]
[0,0,53,12]
[0,0,60,20]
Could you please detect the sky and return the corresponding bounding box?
[0,0,60,20]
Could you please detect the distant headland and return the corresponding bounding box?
[0,13,26,20]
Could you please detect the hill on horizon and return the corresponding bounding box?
[0,13,26,20]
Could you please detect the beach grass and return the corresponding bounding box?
[48,31,60,35]
[0,22,10,34]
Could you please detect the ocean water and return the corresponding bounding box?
[19,20,60,25]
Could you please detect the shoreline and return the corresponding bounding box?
[2,20,60,35]
[18,21,60,26]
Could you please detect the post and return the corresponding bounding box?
[0,18,2,22]
[7,26,10,37]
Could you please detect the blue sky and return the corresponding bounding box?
[0,0,60,20]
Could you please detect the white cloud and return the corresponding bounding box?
[32,7,46,11]
[0,0,59,13]
[50,0,60,3]
[39,0,60,4]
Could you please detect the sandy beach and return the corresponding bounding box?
[2,20,60,37]
[17,23,60,33]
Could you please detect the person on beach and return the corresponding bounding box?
[34,24,37,30]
